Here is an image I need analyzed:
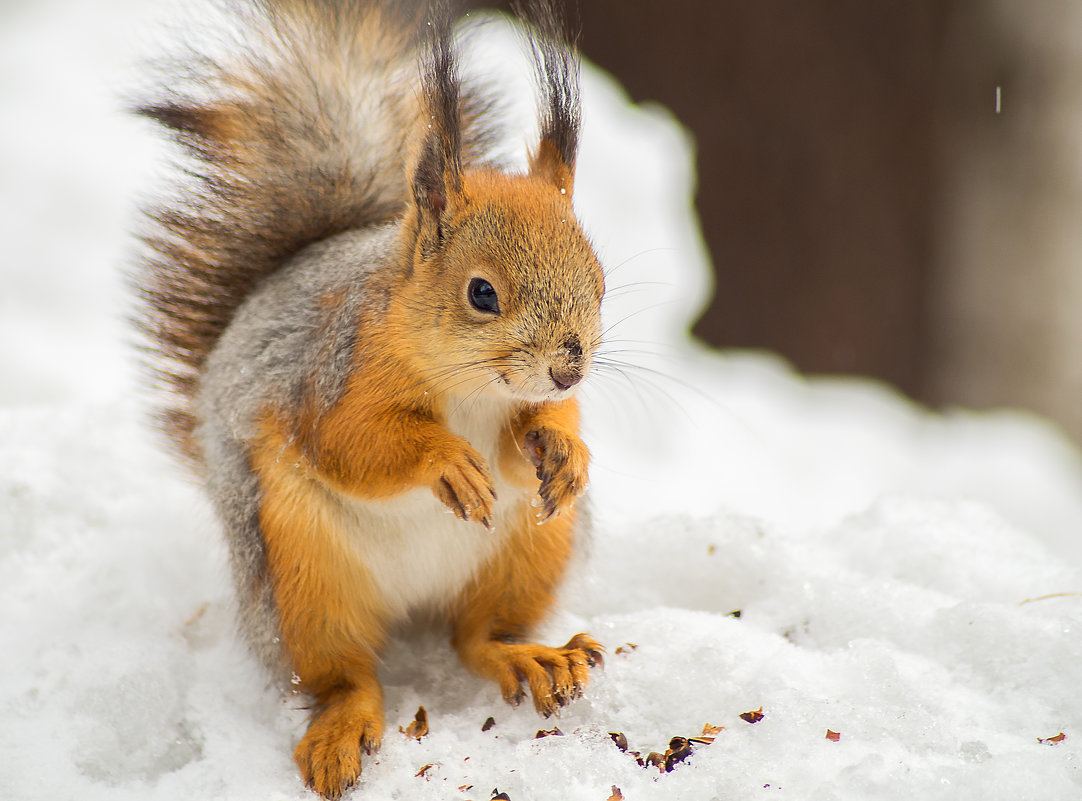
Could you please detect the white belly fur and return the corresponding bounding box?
[333,395,521,620]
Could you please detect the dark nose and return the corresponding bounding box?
[549,365,583,391]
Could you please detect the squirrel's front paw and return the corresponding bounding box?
[432,445,497,529]
[523,428,589,522]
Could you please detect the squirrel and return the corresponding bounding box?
[134,0,605,797]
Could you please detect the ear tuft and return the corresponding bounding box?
[515,1,582,194]
[410,5,465,252]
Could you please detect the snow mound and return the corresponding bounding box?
[3,401,1080,800]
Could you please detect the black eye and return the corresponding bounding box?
[468,277,500,314]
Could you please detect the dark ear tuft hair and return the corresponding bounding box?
[515,0,581,179]
[413,5,460,203]
[411,2,467,250]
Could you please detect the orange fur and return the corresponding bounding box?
[529,138,575,196]
[252,414,391,687]
[251,414,390,798]
[296,315,498,526]
[256,384,597,791]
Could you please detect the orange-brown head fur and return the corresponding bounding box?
[392,167,604,406]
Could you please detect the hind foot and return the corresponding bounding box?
[294,687,384,799]
[460,632,604,717]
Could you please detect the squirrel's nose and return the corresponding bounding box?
[549,365,582,392]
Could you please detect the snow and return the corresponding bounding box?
[2,2,1081,800]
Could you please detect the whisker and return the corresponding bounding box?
[423,364,498,401]
[592,354,761,442]
[591,360,693,423]
[601,247,677,282]
[597,299,679,343]
[447,373,506,418]
[601,364,666,422]
[602,280,672,302]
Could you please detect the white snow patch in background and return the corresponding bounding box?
[2,2,1081,800]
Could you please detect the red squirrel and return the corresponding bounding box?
[134,0,605,796]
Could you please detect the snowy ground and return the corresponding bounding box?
[2,2,1082,800]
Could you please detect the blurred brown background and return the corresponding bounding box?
[481,0,1082,443]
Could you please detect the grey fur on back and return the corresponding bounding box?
[196,226,398,675]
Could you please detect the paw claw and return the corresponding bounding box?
[523,428,588,522]
[433,444,496,528]
[293,687,383,799]
[478,635,604,719]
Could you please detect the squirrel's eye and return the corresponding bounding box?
[468,277,500,314]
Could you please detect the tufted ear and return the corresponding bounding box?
[410,5,466,256]
[411,127,464,254]
[518,0,581,197]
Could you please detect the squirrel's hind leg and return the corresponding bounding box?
[251,421,389,799]
[449,503,604,717]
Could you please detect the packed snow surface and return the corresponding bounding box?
[2,2,1081,800]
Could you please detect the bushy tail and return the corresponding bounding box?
[133,0,472,463]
